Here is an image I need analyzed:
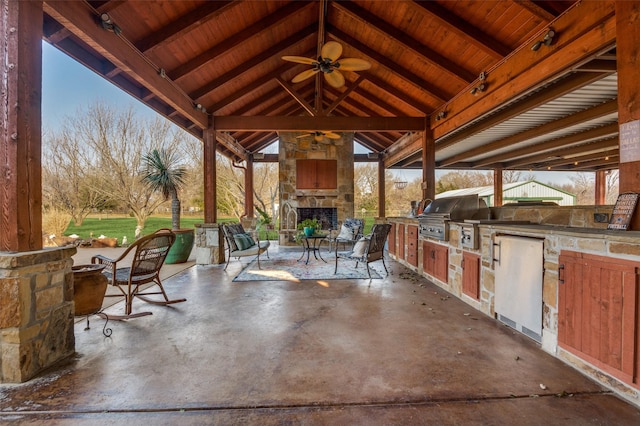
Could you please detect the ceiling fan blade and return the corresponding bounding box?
[321,41,342,61]
[282,55,316,65]
[324,131,341,139]
[292,68,319,83]
[337,57,372,71]
[296,133,312,139]
[324,70,345,88]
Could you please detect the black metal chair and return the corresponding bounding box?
[91,228,186,320]
[334,223,392,278]
[326,218,364,252]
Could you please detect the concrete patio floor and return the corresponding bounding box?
[1,245,640,425]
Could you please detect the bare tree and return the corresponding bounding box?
[606,170,619,204]
[569,172,595,205]
[42,128,103,226]
[216,155,245,219]
[436,170,492,193]
[253,162,279,223]
[68,101,188,228]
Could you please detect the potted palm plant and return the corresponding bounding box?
[141,148,194,264]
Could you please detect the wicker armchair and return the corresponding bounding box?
[91,228,186,320]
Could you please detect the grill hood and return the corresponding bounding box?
[420,194,489,221]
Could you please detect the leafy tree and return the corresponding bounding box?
[141,148,187,230]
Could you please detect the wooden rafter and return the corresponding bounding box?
[190,25,317,100]
[170,1,311,80]
[334,1,476,84]
[504,138,619,168]
[136,1,238,53]
[328,25,450,103]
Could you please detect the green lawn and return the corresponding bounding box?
[65,215,377,246]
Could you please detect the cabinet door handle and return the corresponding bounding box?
[559,264,565,284]
[492,241,501,265]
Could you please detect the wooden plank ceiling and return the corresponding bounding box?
[42,0,619,173]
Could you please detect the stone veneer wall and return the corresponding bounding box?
[278,132,355,245]
[194,223,225,265]
[0,246,76,383]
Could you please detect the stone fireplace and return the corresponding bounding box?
[279,131,355,245]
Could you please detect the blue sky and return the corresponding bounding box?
[42,41,576,185]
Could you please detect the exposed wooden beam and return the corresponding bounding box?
[277,77,317,116]
[324,76,364,115]
[575,59,618,73]
[334,1,475,83]
[214,116,425,131]
[169,1,310,80]
[215,130,247,160]
[431,1,616,140]
[361,73,433,114]
[411,0,511,59]
[43,0,208,129]
[385,132,423,168]
[137,1,238,53]
[210,63,293,113]
[327,25,450,103]
[191,25,317,100]
[513,0,558,22]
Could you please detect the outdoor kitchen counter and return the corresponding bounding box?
[386,215,640,405]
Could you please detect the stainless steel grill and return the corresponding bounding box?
[418,195,489,241]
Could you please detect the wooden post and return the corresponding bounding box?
[422,121,435,201]
[203,125,217,223]
[493,169,503,207]
[0,0,43,251]
[595,170,607,205]
[616,1,640,229]
[378,158,385,217]
[245,155,254,219]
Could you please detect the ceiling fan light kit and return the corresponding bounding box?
[283,41,371,88]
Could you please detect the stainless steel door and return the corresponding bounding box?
[494,235,544,342]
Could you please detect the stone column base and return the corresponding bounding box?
[0,246,76,383]
[194,223,225,265]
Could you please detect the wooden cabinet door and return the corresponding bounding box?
[422,241,448,283]
[397,224,405,261]
[296,159,337,189]
[388,223,396,255]
[407,225,418,267]
[433,243,449,283]
[558,250,639,384]
[462,252,481,300]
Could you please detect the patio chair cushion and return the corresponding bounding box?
[336,224,355,240]
[234,232,256,250]
[352,237,369,258]
[225,223,246,252]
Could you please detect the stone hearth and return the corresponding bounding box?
[279,131,355,245]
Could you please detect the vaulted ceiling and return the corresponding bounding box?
[42,0,619,173]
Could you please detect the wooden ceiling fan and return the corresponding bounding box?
[296,131,341,142]
[282,41,371,88]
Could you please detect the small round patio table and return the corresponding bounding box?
[298,234,328,265]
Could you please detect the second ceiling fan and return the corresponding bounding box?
[282,41,371,88]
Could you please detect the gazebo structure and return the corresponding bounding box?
[1,0,639,384]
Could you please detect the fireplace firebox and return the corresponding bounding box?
[297,208,338,230]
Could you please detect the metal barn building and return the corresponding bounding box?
[436,180,576,206]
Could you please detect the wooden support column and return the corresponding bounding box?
[0,0,43,252]
[245,156,254,218]
[378,159,385,217]
[493,169,503,207]
[616,1,640,229]
[203,126,217,223]
[422,122,435,201]
[595,170,607,205]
